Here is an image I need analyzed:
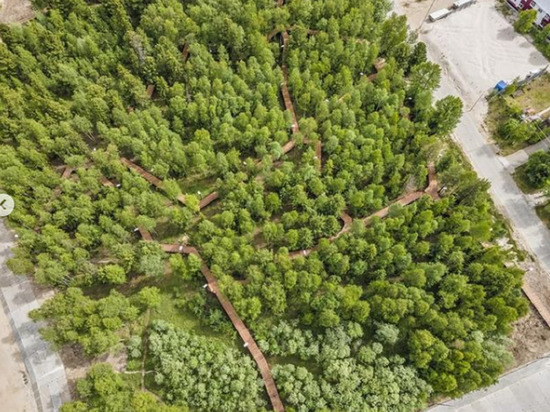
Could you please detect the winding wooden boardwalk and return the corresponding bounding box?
[289,165,439,259]
[278,30,322,170]
[141,232,284,412]
[281,32,299,136]
[120,157,187,205]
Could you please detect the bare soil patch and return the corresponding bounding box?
[510,307,550,367]
[60,344,127,397]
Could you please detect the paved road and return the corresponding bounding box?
[0,221,70,411]
[427,355,550,412]
[424,48,550,275]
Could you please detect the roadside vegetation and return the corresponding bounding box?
[0,0,529,410]
[486,75,550,154]
[509,2,550,60]
[514,151,550,194]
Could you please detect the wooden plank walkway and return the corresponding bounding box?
[289,164,439,259]
[280,32,299,136]
[314,140,322,171]
[135,227,283,412]
[199,191,219,209]
[100,177,115,188]
[278,29,322,169]
[522,284,550,327]
[182,42,190,62]
[146,85,155,99]
[61,166,74,179]
[120,157,187,205]
[121,157,163,187]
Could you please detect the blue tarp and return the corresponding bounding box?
[495,80,508,92]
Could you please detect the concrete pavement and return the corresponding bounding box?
[501,136,550,172]
[427,355,550,412]
[420,14,550,274]
[0,221,70,411]
[434,74,550,274]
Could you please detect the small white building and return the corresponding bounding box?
[508,0,550,27]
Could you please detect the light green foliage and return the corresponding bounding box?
[0,0,525,409]
[137,286,162,309]
[148,321,267,410]
[60,363,183,412]
[514,9,537,34]
[30,288,139,355]
[270,324,432,411]
[430,96,463,136]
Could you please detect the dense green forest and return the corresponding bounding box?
[0,0,527,411]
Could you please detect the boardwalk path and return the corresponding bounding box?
[279,30,321,170]
[143,242,285,412]
[289,163,439,259]
[120,157,187,205]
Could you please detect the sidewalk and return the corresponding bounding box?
[501,136,550,172]
[427,355,550,411]
[0,221,70,411]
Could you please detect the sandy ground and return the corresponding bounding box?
[397,0,547,110]
[510,305,550,367]
[0,303,37,412]
[0,0,33,24]
[398,0,456,30]
[423,1,547,108]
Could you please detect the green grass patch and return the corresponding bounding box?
[121,372,142,390]
[178,174,217,197]
[149,273,236,344]
[486,76,550,155]
[268,354,321,375]
[153,216,185,243]
[507,74,550,115]
[201,200,223,219]
[486,97,528,155]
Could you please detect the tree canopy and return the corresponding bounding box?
[0,0,527,410]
